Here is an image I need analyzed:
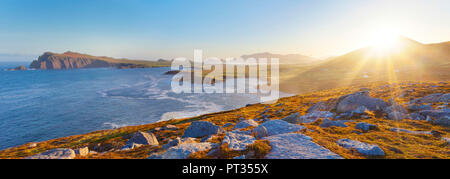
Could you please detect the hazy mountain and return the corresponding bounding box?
[241,52,320,64]
[280,37,450,94]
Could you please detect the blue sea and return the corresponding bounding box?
[0,62,289,150]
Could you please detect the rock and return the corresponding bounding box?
[307,98,340,113]
[384,103,408,114]
[336,91,388,113]
[252,126,269,139]
[223,123,234,128]
[25,148,76,159]
[355,122,378,132]
[319,118,348,128]
[410,113,426,120]
[443,137,450,144]
[162,137,197,150]
[417,109,450,122]
[255,120,305,136]
[387,111,409,120]
[222,132,256,151]
[8,65,27,71]
[337,139,385,156]
[233,155,246,159]
[410,93,450,103]
[121,143,143,151]
[432,116,450,127]
[74,147,89,156]
[182,121,224,138]
[353,106,368,114]
[233,119,259,130]
[28,143,37,148]
[284,111,335,124]
[264,133,342,159]
[163,125,178,130]
[126,131,159,146]
[390,128,432,135]
[152,143,216,159]
[407,104,432,111]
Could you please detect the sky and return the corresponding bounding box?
[0,0,449,61]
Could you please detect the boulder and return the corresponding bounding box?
[281,112,301,124]
[74,147,89,156]
[319,119,348,128]
[355,122,378,132]
[150,143,216,159]
[252,126,269,139]
[182,121,224,138]
[337,139,385,156]
[126,131,159,146]
[163,125,178,130]
[222,132,256,151]
[410,93,450,104]
[232,119,259,130]
[336,91,388,113]
[416,110,450,121]
[264,133,342,159]
[284,111,335,124]
[390,128,432,135]
[25,148,76,159]
[255,120,305,136]
[307,98,340,113]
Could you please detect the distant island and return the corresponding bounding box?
[29,51,171,70]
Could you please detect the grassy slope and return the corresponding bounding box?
[0,81,448,159]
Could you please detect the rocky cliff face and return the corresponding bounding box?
[29,52,167,70]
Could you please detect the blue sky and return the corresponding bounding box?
[0,0,449,61]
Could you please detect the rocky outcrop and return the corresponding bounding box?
[182,121,224,138]
[355,122,378,132]
[25,148,76,159]
[29,51,169,70]
[337,139,385,156]
[122,131,159,150]
[264,133,342,159]
[8,65,27,71]
[336,91,388,113]
[162,137,196,150]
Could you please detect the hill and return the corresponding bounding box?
[241,52,321,65]
[29,51,171,70]
[279,37,450,94]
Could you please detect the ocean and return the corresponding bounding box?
[0,62,289,150]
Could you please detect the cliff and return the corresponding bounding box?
[29,51,171,70]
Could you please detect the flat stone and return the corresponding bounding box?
[337,139,385,156]
[264,133,342,159]
[25,148,76,159]
[255,120,305,136]
[183,121,224,138]
[222,132,256,151]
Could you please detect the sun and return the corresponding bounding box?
[368,28,403,55]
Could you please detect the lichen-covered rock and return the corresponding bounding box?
[25,148,76,159]
[255,120,305,136]
[252,126,269,139]
[222,132,256,151]
[233,119,259,129]
[337,139,385,156]
[126,131,159,146]
[319,118,348,128]
[150,143,216,159]
[74,147,89,156]
[407,104,432,111]
[387,111,409,120]
[182,121,224,138]
[355,122,378,132]
[336,91,388,113]
[264,133,342,159]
